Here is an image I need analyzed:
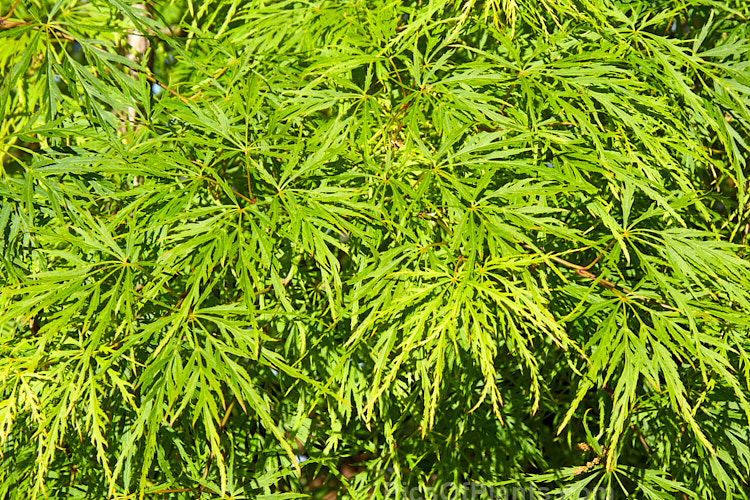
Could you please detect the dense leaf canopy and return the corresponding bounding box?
[2,0,750,498]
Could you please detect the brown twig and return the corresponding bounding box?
[195,398,238,499]
[151,487,199,495]
[0,0,21,22]
[601,383,653,457]
[526,244,678,311]
[543,121,576,127]
[499,82,517,114]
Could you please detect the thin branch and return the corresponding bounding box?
[526,244,678,311]
[0,0,21,21]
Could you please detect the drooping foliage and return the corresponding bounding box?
[2,0,750,498]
